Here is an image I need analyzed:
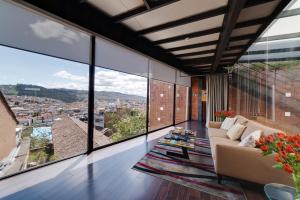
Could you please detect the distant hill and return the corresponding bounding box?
[0,84,146,103]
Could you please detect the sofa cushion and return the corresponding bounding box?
[220,117,237,130]
[238,130,262,147]
[209,121,222,128]
[226,123,246,140]
[207,128,227,138]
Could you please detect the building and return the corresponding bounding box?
[94,108,105,130]
[0,91,18,161]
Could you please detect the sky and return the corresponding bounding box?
[0,45,147,97]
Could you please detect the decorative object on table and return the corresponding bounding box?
[214,110,235,121]
[265,183,295,200]
[173,127,185,135]
[256,133,300,200]
[171,128,197,137]
[162,129,195,159]
[132,138,246,200]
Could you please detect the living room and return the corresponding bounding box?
[0,0,299,199]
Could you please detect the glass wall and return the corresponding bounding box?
[93,67,147,147]
[0,0,191,179]
[175,85,189,124]
[228,0,300,134]
[0,45,89,177]
[148,80,174,131]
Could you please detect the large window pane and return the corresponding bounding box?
[149,80,174,131]
[0,45,89,178]
[93,67,147,148]
[230,0,300,134]
[175,85,189,124]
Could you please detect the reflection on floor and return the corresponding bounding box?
[0,121,264,200]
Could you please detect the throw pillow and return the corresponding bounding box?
[220,117,237,130]
[238,130,262,147]
[226,123,246,140]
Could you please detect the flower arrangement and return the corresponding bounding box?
[214,110,235,121]
[256,133,300,199]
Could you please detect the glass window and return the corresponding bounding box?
[0,45,89,178]
[148,80,174,131]
[175,85,189,124]
[93,67,147,148]
[230,0,300,134]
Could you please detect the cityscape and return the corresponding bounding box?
[0,83,146,177]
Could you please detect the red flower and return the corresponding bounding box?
[266,135,274,142]
[274,154,282,162]
[276,142,283,149]
[286,145,295,153]
[277,133,286,139]
[283,163,293,174]
[261,145,269,152]
[297,154,300,161]
[294,142,300,148]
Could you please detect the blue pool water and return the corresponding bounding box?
[31,127,52,140]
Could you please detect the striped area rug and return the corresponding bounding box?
[132,138,246,200]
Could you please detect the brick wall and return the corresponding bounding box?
[229,67,300,134]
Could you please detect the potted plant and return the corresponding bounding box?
[256,133,300,199]
[214,110,235,121]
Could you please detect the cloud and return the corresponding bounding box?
[53,69,147,97]
[30,20,85,44]
[54,70,88,82]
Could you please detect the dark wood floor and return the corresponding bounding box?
[0,121,265,200]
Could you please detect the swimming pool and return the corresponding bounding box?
[31,127,52,140]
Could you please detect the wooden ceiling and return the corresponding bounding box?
[18,0,291,75]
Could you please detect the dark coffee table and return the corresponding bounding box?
[158,131,195,159]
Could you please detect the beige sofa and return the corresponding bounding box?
[208,115,293,186]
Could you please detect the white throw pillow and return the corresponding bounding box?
[220,117,237,130]
[238,130,262,147]
[226,123,246,140]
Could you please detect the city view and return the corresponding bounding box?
[0,45,147,177]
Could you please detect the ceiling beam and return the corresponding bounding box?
[257,32,300,42]
[112,0,179,23]
[244,0,276,8]
[239,56,300,63]
[212,0,247,72]
[143,0,151,10]
[137,6,227,35]
[232,0,293,66]
[234,17,268,29]
[222,52,240,57]
[277,8,300,18]
[244,46,300,55]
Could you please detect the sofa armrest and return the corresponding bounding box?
[209,121,222,128]
[214,144,292,185]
